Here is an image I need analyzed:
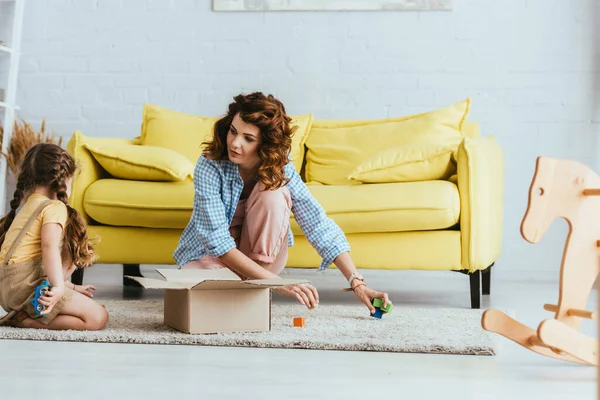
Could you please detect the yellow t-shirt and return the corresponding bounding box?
[0,193,68,265]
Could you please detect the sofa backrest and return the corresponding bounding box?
[300,99,472,185]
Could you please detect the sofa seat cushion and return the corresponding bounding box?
[291,180,460,234]
[84,179,194,229]
[84,179,460,233]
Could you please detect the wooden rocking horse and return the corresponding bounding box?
[482,156,599,366]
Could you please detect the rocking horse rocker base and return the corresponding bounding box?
[482,156,599,366]
[482,309,597,365]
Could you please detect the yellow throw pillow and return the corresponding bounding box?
[141,104,217,164]
[348,143,457,183]
[85,142,194,182]
[141,103,313,172]
[305,99,470,185]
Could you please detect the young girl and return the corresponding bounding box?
[174,92,391,314]
[0,143,108,330]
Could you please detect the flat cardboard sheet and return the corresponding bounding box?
[127,269,310,291]
[156,268,240,282]
[244,279,310,287]
[124,276,189,290]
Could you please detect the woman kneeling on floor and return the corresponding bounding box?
[174,92,391,314]
[0,143,108,330]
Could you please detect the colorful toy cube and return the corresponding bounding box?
[293,317,305,327]
[370,298,393,318]
[30,279,50,315]
[380,302,393,313]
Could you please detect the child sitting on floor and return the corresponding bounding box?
[0,143,108,330]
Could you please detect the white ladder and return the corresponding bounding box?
[0,0,25,214]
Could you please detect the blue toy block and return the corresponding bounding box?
[371,308,383,319]
[30,279,50,315]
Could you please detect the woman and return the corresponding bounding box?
[174,92,390,314]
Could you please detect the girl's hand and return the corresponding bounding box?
[353,285,391,315]
[39,285,65,315]
[74,284,96,298]
[274,283,319,310]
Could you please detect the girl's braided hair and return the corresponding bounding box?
[0,143,96,268]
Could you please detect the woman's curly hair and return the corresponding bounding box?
[0,143,96,268]
[203,92,297,191]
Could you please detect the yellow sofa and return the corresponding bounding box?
[66,99,504,308]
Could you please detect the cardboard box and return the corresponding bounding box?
[126,268,309,334]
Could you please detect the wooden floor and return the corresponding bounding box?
[0,265,596,400]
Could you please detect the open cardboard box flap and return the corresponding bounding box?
[125,268,310,290]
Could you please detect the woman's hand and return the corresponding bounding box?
[39,285,65,315]
[353,284,391,315]
[74,284,96,298]
[274,283,319,310]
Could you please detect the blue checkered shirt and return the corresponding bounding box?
[173,156,351,271]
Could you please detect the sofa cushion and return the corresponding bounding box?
[141,103,314,172]
[141,104,217,165]
[305,99,470,185]
[291,181,460,234]
[84,179,459,234]
[347,143,456,184]
[84,179,194,229]
[85,142,194,182]
[462,121,480,139]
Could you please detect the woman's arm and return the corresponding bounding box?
[287,165,390,312]
[219,248,318,308]
[332,251,359,282]
[333,251,390,313]
[219,248,280,280]
[286,165,350,270]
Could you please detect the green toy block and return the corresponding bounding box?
[371,298,393,314]
[372,298,384,308]
[380,302,393,313]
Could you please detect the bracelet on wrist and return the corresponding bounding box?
[340,273,367,292]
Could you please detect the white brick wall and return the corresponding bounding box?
[3,0,600,274]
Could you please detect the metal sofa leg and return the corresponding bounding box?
[123,264,143,287]
[482,263,494,295]
[469,270,481,309]
[71,268,84,286]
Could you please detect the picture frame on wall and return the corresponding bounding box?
[213,0,453,12]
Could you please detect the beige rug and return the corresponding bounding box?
[0,300,495,355]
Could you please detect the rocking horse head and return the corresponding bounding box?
[521,156,594,243]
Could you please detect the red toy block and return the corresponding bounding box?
[293,317,305,327]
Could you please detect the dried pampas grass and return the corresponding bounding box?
[0,119,63,175]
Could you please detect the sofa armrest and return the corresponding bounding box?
[66,130,137,222]
[456,136,504,272]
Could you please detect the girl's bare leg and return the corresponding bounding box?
[19,291,108,331]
